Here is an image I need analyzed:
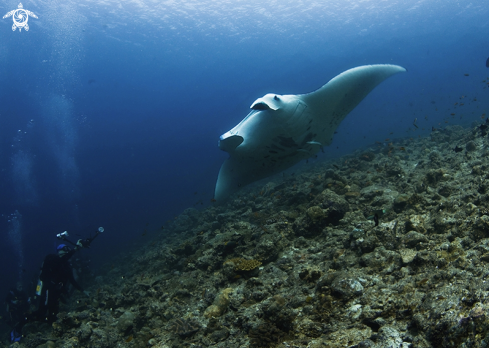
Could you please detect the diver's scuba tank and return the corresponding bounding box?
[35,280,43,296]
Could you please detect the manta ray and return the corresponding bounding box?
[214,64,406,201]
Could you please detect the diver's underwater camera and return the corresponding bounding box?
[56,231,69,239]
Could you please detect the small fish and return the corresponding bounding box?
[432,127,437,132]
[454,146,463,153]
[464,73,469,76]
[374,214,379,227]
[399,147,406,151]
[413,118,418,128]
[486,57,489,68]
[125,335,133,343]
[417,278,429,286]
[210,198,217,202]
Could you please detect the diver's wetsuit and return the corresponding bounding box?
[33,248,83,323]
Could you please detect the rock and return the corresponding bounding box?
[360,247,401,271]
[360,186,384,201]
[78,322,92,341]
[403,231,428,248]
[317,327,373,347]
[210,327,230,342]
[377,326,405,348]
[347,304,363,319]
[399,248,417,264]
[481,253,489,262]
[117,311,135,332]
[466,141,477,152]
[331,277,364,299]
[320,190,349,224]
[204,288,233,318]
[393,194,409,212]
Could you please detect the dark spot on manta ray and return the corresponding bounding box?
[274,95,280,100]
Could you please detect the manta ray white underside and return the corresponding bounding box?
[214,64,406,201]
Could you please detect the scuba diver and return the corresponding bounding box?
[4,283,29,343]
[30,227,104,325]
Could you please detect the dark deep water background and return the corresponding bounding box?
[0,0,488,297]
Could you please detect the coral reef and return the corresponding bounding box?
[224,258,262,271]
[8,123,489,347]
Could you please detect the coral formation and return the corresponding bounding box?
[224,257,262,271]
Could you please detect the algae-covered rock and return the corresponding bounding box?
[466,140,477,152]
[399,248,417,264]
[117,311,135,332]
[393,194,409,212]
[403,231,428,248]
[320,190,349,224]
[360,246,401,271]
[331,277,364,299]
[204,288,233,318]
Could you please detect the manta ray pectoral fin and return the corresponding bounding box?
[301,64,406,146]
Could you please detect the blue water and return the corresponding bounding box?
[0,0,488,296]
